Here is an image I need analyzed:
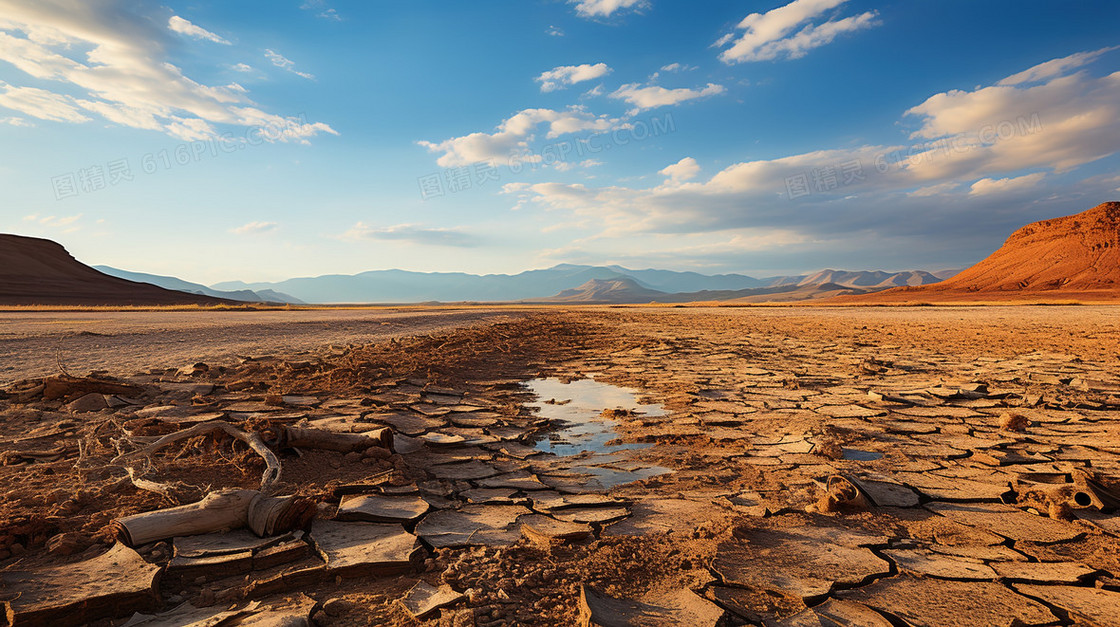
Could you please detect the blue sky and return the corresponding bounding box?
[1,0,1118,284]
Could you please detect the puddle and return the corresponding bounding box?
[842,447,884,461]
[524,378,671,487]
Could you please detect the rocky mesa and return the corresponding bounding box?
[833,201,1120,303]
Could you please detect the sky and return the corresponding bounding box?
[1,0,1118,284]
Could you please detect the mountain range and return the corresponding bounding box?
[94,266,304,304]
[206,264,957,304]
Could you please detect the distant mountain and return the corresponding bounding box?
[840,201,1120,303]
[537,279,875,304]
[94,266,304,304]
[768,269,950,289]
[0,234,226,306]
[211,263,952,304]
[540,278,668,303]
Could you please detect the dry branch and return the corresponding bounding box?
[112,420,281,493]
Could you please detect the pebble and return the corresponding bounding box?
[323,597,352,616]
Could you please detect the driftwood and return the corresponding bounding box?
[41,376,143,402]
[111,489,315,546]
[279,425,393,453]
[113,420,282,493]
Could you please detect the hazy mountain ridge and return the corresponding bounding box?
[95,266,305,304]
[0,235,226,306]
[210,264,954,304]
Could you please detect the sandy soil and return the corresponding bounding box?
[2,305,1119,626]
[0,308,527,386]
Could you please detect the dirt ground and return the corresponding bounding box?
[1,305,1119,626]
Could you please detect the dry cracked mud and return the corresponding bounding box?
[2,305,1120,626]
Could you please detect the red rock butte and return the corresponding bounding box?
[832,202,1120,304]
[0,233,226,306]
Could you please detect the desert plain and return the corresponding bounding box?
[2,304,1120,626]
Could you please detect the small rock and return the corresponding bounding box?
[264,394,284,406]
[344,451,362,464]
[363,446,391,460]
[67,393,108,413]
[194,588,215,607]
[1049,501,1074,521]
[323,597,352,616]
[47,532,91,556]
[1000,412,1029,432]
[10,543,26,557]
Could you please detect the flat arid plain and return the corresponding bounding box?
[3,304,1120,626]
[3,2,1120,626]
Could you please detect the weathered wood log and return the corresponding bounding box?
[42,376,143,401]
[110,489,315,546]
[281,425,393,453]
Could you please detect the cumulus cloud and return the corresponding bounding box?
[610,82,725,114]
[231,221,278,235]
[341,223,476,247]
[265,49,315,80]
[546,25,565,37]
[168,16,230,45]
[659,157,700,183]
[570,0,647,19]
[230,63,254,73]
[717,0,878,63]
[504,49,1120,244]
[0,115,31,126]
[536,63,612,92]
[418,107,626,167]
[0,1,335,142]
[969,172,1045,196]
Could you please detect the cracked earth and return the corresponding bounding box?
[2,306,1120,626]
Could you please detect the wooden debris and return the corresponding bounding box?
[111,489,315,546]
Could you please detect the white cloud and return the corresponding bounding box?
[969,173,1045,196]
[0,115,31,126]
[168,16,230,45]
[341,223,475,247]
[718,0,878,63]
[300,1,342,21]
[659,63,697,73]
[659,157,700,183]
[24,213,83,232]
[418,107,626,167]
[503,49,1120,243]
[231,221,278,235]
[998,46,1118,86]
[610,82,725,114]
[230,63,254,73]
[0,2,335,142]
[0,82,89,122]
[907,182,959,197]
[546,25,565,37]
[536,63,612,92]
[570,0,648,19]
[264,49,315,80]
[554,159,603,171]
